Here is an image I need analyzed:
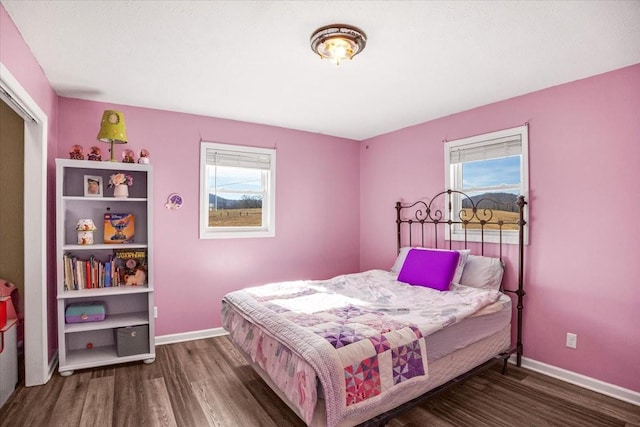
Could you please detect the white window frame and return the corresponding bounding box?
[199,142,276,239]
[444,125,529,245]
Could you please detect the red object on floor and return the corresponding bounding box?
[0,279,22,349]
[0,299,6,330]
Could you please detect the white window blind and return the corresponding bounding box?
[449,134,522,164]
[205,148,271,170]
[200,141,276,239]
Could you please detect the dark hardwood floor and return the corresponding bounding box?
[1,336,638,426]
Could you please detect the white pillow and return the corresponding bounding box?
[452,249,470,284]
[459,255,504,290]
[390,247,412,274]
[391,247,470,284]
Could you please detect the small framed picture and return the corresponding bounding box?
[84,175,103,197]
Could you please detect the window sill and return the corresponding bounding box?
[199,228,275,240]
[448,230,527,246]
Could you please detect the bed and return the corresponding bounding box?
[222,190,527,426]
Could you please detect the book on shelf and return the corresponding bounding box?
[113,249,147,286]
[63,249,148,291]
[62,248,148,290]
[104,260,112,287]
[63,254,108,290]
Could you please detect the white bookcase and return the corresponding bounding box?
[56,159,155,376]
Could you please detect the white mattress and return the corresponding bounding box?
[425,293,511,362]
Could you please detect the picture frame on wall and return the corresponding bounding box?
[84,175,103,197]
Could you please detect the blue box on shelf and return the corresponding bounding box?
[65,301,106,323]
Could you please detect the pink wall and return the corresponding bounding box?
[359,64,640,392]
[5,2,639,395]
[57,98,361,334]
[1,4,59,361]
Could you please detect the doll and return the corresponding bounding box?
[69,144,84,160]
[87,146,102,161]
[122,149,135,163]
[138,148,150,164]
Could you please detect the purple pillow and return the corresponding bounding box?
[397,249,460,291]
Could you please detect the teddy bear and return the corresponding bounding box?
[124,268,146,286]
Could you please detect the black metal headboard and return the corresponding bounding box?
[395,189,526,256]
[395,189,527,366]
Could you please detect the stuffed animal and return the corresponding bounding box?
[124,268,146,286]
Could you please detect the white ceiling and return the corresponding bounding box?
[3,1,640,140]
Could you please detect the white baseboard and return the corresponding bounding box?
[155,327,228,346]
[510,355,640,406]
[48,351,59,380]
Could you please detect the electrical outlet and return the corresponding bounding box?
[566,332,577,349]
[154,306,158,318]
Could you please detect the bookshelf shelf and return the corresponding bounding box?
[63,196,148,202]
[56,159,155,376]
[64,311,149,333]
[64,346,155,373]
[57,286,151,300]
[62,243,149,251]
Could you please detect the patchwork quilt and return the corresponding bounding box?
[222,269,502,426]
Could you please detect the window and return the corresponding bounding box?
[200,142,275,239]
[444,125,528,245]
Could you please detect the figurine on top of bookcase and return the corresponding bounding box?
[87,146,102,161]
[69,145,84,160]
[122,149,135,163]
[138,149,150,164]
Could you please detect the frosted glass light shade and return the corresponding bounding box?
[310,24,367,65]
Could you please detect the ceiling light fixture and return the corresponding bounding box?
[310,24,367,65]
